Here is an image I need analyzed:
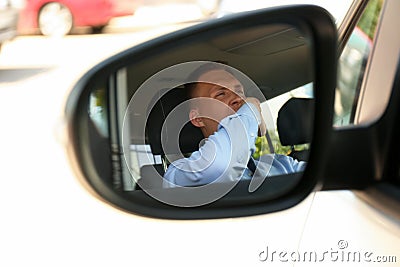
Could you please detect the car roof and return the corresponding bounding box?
[125,23,312,101]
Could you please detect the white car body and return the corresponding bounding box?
[1,0,399,266]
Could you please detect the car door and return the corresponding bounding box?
[62,2,399,267]
[297,0,400,265]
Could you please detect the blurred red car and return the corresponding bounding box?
[0,0,19,51]
[18,0,140,36]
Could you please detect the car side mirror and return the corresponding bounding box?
[65,5,337,219]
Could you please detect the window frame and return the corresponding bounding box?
[335,0,385,126]
[353,0,400,125]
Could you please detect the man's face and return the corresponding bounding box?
[189,69,246,137]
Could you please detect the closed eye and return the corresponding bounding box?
[216,91,225,97]
[214,89,226,98]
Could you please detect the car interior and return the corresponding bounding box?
[85,22,317,191]
[135,87,314,190]
[113,23,315,190]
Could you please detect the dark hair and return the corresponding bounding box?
[185,61,231,99]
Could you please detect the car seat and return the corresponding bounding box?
[138,87,204,189]
[276,97,314,162]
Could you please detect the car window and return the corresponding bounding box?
[334,0,384,126]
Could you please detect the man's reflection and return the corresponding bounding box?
[163,62,305,188]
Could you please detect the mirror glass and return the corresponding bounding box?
[86,22,314,207]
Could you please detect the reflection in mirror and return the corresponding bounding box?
[86,23,314,206]
[334,0,383,126]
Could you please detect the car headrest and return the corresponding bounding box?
[146,88,204,156]
[277,97,314,146]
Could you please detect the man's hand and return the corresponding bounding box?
[246,97,267,136]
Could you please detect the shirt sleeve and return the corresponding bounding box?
[163,103,260,188]
[267,154,307,175]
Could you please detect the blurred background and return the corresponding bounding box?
[0,0,351,67]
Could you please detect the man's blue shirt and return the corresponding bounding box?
[163,103,305,188]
